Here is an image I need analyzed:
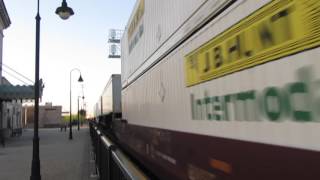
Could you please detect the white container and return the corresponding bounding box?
[93,98,101,118]
[121,0,233,87]
[101,74,122,115]
[122,0,320,151]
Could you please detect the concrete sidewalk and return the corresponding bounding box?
[0,127,94,180]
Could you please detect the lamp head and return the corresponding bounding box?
[55,0,74,20]
[78,75,84,82]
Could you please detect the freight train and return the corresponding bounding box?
[94,0,320,179]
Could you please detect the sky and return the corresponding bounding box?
[2,0,136,116]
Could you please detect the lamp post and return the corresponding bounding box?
[78,96,84,131]
[77,96,84,130]
[69,69,83,139]
[77,96,79,130]
[31,1,74,180]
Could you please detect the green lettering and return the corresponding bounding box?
[224,94,233,121]
[190,94,197,120]
[236,90,257,121]
[262,87,283,121]
[204,91,212,120]
[212,96,221,121]
[287,82,311,122]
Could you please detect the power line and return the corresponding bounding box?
[2,69,31,85]
[1,63,34,84]
[2,63,34,83]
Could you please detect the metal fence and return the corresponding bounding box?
[89,121,149,180]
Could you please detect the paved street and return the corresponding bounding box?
[0,127,95,180]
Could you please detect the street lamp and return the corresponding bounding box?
[55,0,74,20]
[31,1,74,180]
[69,69,83,139]
[77,95,84,131]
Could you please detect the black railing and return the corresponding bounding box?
[89,121,149,180]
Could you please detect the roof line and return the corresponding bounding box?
[0,0,11,29]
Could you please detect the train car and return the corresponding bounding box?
[94,74,122,127]
[93,101,101,123]
[117,0,320,180]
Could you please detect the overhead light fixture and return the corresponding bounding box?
[55,0,74,20]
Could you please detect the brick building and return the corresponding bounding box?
[23,103,62,128]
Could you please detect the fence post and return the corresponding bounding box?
[90,122,149,180]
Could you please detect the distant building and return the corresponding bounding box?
[23,103,62,128]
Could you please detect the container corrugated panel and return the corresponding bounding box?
[121,0,233,87]
[111,75,122,113]
[101,74,122,115]
[102,79,113,115]
[122,0,320,151]
[95,100,101,117]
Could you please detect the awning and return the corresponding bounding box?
[0,85,34,100]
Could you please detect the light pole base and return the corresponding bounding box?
[30,153,41,180]
[69,121,73,140]
[30,174,41,180]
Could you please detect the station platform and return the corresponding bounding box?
[0,127,95,180]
